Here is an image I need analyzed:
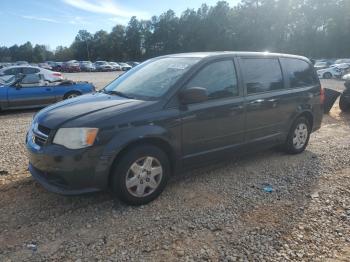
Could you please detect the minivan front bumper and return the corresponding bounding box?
[26,129,111,195]
[28,163,100,195]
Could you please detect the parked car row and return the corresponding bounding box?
[313,58,350,79]
[47,60,137,73]
[0,60,139,73]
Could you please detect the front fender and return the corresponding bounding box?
[93,124,179,189]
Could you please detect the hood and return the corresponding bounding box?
[35,92,146,129]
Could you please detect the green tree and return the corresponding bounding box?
[109,25,126,60]
[124,16,142,60]
[2,0,350,62]
[71,30,93,60]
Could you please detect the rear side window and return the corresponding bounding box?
[186,60,238,99]
[281,58,318,88]
[241,58,284,94]
[22,67,40,74]
[4,68,21,75]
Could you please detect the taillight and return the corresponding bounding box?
[53,73,62,77]
[320,87,325,104]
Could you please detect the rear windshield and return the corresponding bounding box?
[104,57,200,100]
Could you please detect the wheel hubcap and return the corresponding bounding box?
[125,156,163,198]
[67,94,77,99]
[293,123,308,150]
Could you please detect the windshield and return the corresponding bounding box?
[1,75,16,86]
[104,57,200,100]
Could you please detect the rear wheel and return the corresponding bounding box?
[284,117,311,154]
[111,145,170,205]
[339,95,350,112]
[324,72,332,79]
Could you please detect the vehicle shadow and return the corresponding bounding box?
[0,108,39,116]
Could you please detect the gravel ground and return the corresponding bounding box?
[0,74,349,261]
[64,71,123,90]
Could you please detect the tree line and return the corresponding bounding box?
[1,0,349,63]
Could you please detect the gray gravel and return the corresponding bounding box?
[0,74,349,261]
[63,71,123,90]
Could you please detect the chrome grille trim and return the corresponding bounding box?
[31,123,51,147]
[33,123,49,139]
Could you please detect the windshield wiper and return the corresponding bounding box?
[102,90,134,99]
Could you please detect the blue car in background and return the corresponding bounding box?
[0,74,95,111]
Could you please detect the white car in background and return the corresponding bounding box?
[119,62,132,71]
[317,63,350,79]
[343,73,350,81]
[109,62,122,71]
[334,59,350,65]
[0,65,63,82]
[317,66,342,79]
[38,62,53,70]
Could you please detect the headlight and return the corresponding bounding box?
[53,128,99,149]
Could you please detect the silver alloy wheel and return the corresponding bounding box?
[125,156,163,198]
[293,123,308,150]
[67,93,78,99]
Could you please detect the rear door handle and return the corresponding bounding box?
[230,105,244,110]
[250,99,265,105]
[46,88,51,91]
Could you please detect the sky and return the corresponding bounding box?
[0,0,239,50]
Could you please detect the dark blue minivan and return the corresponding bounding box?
[26,52,324,205]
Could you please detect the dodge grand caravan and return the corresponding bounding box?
[26,52,324,205]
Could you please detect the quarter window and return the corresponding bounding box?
[241,58,284,94]
[281,58,318,88]
[185,60,238,99]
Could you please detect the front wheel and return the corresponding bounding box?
[284,117,311,154]
[64,91,81,99]
[111,145,170,205]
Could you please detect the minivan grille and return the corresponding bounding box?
[34,135,47,147]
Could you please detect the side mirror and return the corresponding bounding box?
[179,87,208,104]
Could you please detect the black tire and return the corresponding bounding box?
[323,72,332,79]
[111,145,170,205]
[339,95,350,112]
[63,91,81,100]
[284,117,311,154]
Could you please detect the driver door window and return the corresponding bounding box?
[20,74,44,87]
[185,60,238,100]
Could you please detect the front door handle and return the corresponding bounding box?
[46,88,51,91]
